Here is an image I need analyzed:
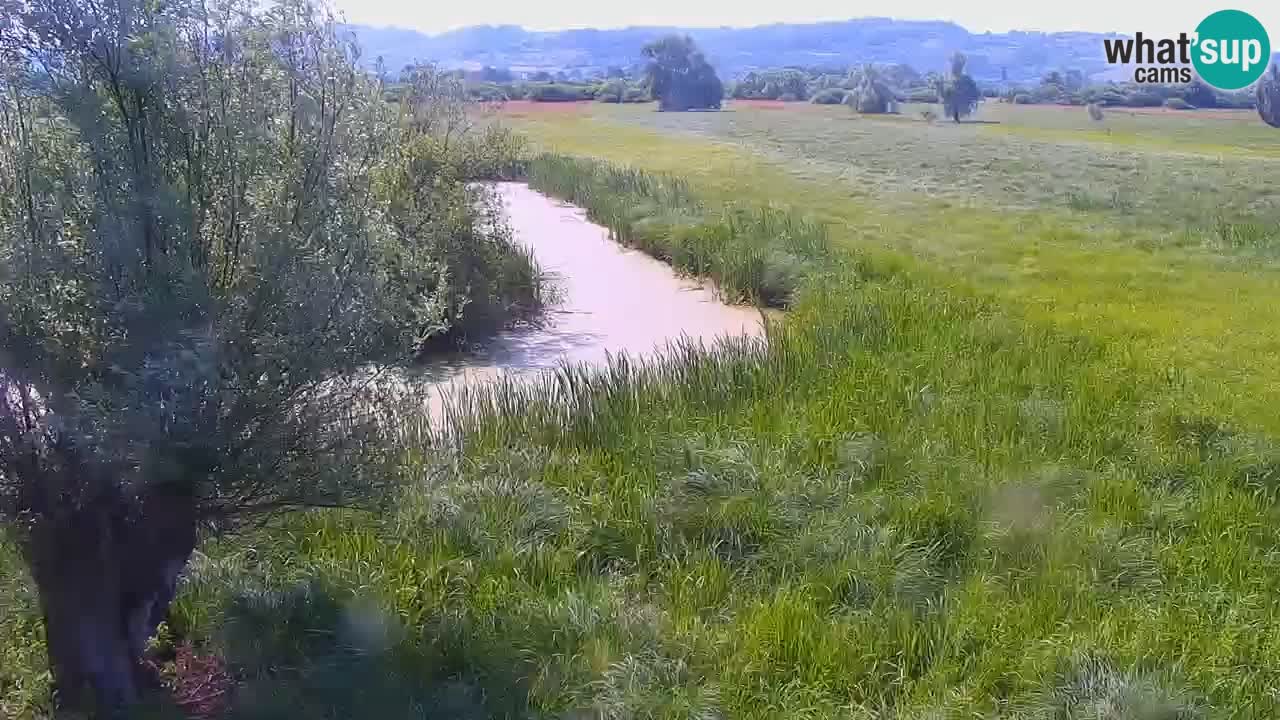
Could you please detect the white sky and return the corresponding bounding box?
[334,0,1280,40]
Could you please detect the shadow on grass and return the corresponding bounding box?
[173,579,531,720]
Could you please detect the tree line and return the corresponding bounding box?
[461,42,1276,117]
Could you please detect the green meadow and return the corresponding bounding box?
[504,102,1280,432]
[6,100,1280,718]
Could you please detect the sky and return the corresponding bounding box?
[334,0,1280,39]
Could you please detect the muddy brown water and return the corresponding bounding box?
[408,182,768,421]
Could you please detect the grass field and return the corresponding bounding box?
[6,100,1280,719]
[501,101,1280,433]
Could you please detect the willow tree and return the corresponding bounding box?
[1259,62,1280,128]
[643,35,723,111]
[938,52,980,122]
[849,65,897,114]
[0,0,500,712]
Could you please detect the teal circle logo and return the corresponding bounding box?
[1192,10,1271,90]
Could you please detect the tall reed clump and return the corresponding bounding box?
[526,154,831,307]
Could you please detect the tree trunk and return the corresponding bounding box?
[24,486,196,717]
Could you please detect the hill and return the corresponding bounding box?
[347,18,1124,84]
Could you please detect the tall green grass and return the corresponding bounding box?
[526,154,831,307]
[9,155,1280,718]
[156,260,1280,718]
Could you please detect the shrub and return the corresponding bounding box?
[468,82,510,102]
[778,92,800,102]
[905,88,940,103]
[1013,93,1034,104]
[1164,97,1195,110]
[809,88,847,104]
[527,83,595,102]
[1257,62,1280,127]
[1128,91,1165,107]
[595,80,625,103]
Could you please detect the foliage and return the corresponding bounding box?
[1183,79,1218,109]
[905,87,941,103]
[809,88,848,104]
[730,69,811,100]
[596,80,650,103]
[1258,62,1280,128]
[850,66,897,114]
[938,52,981,121]
[1163,97,1195,110]
[997,73,1256,110]
[729,63,920,103]
[525,83,597,102]
[0,0,539,710]
[642,35,724,111]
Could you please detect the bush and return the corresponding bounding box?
[622,87,650,103]
[595,80,625,103]
[905,88,940,103]
[1092,89,1129,106]
[468,83,510,102]
[526,83,595,102]
[852,82,896,114]
[1164,97,1195,110]
[1013,93,1034,105]
[809,89,847,105]
[1128,91,1165,107]
[778,92,800,102]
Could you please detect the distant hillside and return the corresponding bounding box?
[346,18,1126,84]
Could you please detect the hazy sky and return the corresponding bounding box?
[334,0,1280,39]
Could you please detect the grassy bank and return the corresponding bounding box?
[4,160,1269,718]
[526,154,831,307]
[158,263,1280,718]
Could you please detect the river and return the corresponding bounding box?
[408,182,768,421]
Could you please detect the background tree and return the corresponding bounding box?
[1258,62,1280,128]
[938,52,981,122]
[850,64,897,113]
[1183,78,1217,109]
[0,0,533,712]
[642,35,723,111]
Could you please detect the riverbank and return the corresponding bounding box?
[8,149,1279,717]
[162,159,1280,718]
[408,182,768,427]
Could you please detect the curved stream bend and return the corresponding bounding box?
[409,182,768,421]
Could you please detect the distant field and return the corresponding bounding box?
[501,101,1280,433]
